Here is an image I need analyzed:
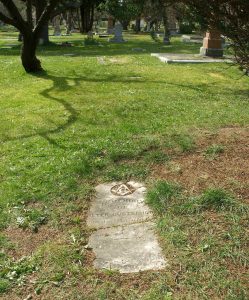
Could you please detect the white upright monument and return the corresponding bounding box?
[109,23,125,43]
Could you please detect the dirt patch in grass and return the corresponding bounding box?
[2,127,248,300]
[4,225,61,259]
[152,127,249,202]
[3,198,90,259]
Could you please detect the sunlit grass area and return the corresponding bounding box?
[0,27,248,299]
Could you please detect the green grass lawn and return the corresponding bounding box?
[0,28,248,299]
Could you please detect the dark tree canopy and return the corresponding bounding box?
[0,0,248,73]
[101,0,144,29]
[0,0,102,72]
[182,0,249,73]
[0,0,61,72]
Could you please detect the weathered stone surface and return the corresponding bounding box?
[182,35,203,44]
[87,182,153,229]
[63,53,75,56]
[88,222,166,273]
[200,30,223,57]
[87,182,167,273]
[151,53,232,64]
[97,57,106,65]
[109,23,125,43]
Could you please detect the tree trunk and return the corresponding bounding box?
[76,8,81,31]
[162,9,170,45]
[80,5,94,33]
[21,35,42,73]
[18,33,23,42]
[66,9,73,34]
[135,18,141,33]
[36,0,50,44]
[39,22,49,44]
[121,20,129,30]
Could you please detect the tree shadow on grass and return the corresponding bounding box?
[1,70,82,148]
[1,70,231,147]
[0,39,201,58]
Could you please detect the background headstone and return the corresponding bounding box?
[200,30,223,57]
[109,23,125,43]
[53,15,61,36]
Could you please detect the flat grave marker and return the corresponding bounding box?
[151,53,233,64]
[87,182,167,273]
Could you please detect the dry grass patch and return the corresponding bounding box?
[151,127,249,202]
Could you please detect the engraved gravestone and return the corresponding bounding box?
[87,182,167,273]
[87,182,153,228]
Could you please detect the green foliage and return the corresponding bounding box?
[165,134,195,152]
[146,181,249,299]
[147,180,248,216]
[146,181,182,214]
[145,151,170,164]
[179,22,194,34]
[200,189,240,211]
[35,242,83,284]
[184,0,249,73]
[175,189,248,214]
[142,282,173,300]
[0,235,14,258]
[0,256,37,293]
[204,144,224,159]
[13,206,48,232]
[0,279,10,294]
[101,0,143,24]
[175,134,195,152]
[150,29,160,43]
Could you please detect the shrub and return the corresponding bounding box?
[179,22,194,34]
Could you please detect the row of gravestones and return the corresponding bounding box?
[93,23,224,57]
[91,23,168,45]
[86,23,125,43]
[108,25,224,57]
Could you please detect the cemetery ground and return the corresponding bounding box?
[0,29,249,299]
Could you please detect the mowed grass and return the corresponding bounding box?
[0,28,248,299]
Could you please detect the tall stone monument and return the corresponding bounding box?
[200,30,223,57]
[53,15,61,36]
[109,23,125,43]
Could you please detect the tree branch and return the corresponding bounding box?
[0,0,28,32]
[34,0,60,37]
[26,0,33,28]
[0,10,15,26]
